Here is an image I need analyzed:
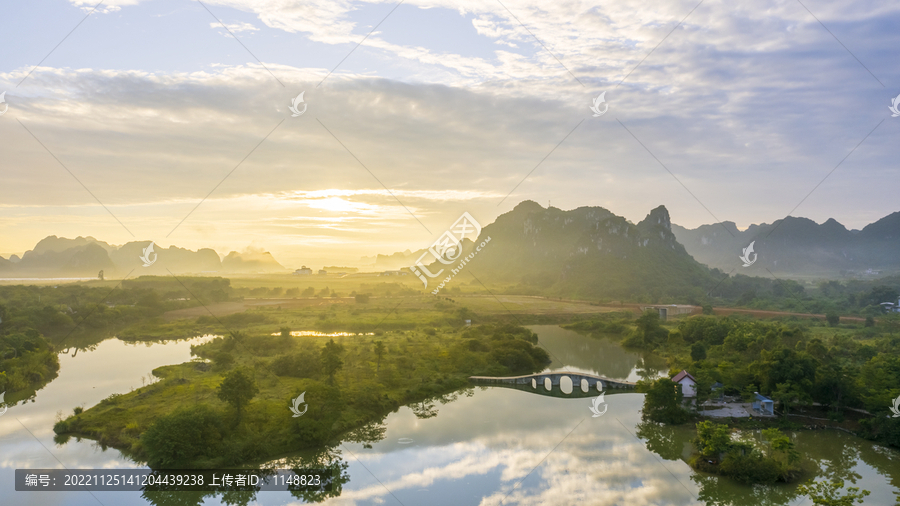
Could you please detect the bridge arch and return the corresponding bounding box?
[470,372,636,399]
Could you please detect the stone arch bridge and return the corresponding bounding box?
[469,372,637,399]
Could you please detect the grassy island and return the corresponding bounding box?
[54,301,550,468]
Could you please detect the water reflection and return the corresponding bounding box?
[529,324,668,382]
[2,326,899,506]
[140,447,350,506]
[635,421,900,506]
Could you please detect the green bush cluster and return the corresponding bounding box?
[690,422,801,484]
[62,320,551,469]
[0,328,60,394]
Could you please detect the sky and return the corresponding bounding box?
[1,0,898,268]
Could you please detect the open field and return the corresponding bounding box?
[163,294,630,322]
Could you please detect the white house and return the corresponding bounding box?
[671,370,697,398]
[880,297,900,313]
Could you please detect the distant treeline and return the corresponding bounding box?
[0,277,233,338]
[702,272,900,316]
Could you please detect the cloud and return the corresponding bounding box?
[209,21,260,34]
[69,0,143,14]
[6,0,900,261]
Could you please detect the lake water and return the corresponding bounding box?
[2,325,898,505]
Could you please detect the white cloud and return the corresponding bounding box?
[7,0,899,259]
[209,21,260,34]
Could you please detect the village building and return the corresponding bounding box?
[293,266,312,275]
[671,370,697,398]
[639,304,695,321]
[880,296,900,313]
[752,392,775,416]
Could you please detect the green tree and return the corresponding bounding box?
[141,405,224,468]
[321,339,344,384]
[695,420,732,459]
[216,368,258,423]
[826,311,840,327]
[761,427,800,480]
[624,310,669,349]
[640,378,690,424]
[279,327,294,349]
[214,352,235,371]
[864,285,898,307]
[772,381,811,416]
[373,341,385,373]
[796,479,870,506]
[691,342,707,361]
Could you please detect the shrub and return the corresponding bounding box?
[271,348,323,378]
[718,451,781,484]
[141,405,225,468]
[691,342,707,361]
[214,352,235,370]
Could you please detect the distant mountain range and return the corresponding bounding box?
[671,212,900,276]
[0,236,285,277]
[422,201,715,299]
[5,204,897,283]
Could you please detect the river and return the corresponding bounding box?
[1,325,898,505]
